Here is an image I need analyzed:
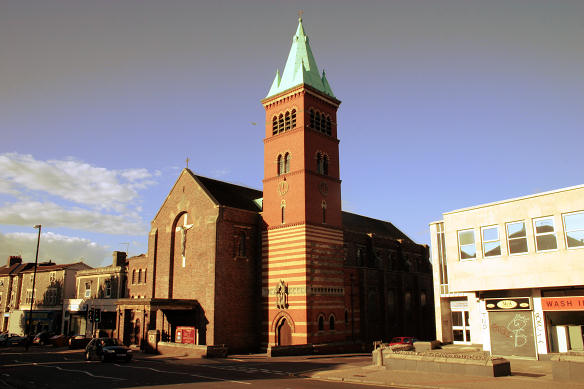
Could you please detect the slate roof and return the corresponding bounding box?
[192,172,263,213]
[0,262,38,275]
[19,262,89,273]
[342,211,414,243]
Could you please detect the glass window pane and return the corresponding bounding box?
[465,330,471,342]
[459,230,475,245]
[482,227,498,242]
[464,311,469,326]
[566,231,584,248]
[536,234,557,251]
[483,241,501,257]
[460,244,476,259]
[535,218,555,234]
[509,238,528,254]
[565,212,584,232]
[453,329,464,342]
[452,311,463,326]
[507,222,526,238]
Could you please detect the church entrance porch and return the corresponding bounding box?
[276,317,292,346]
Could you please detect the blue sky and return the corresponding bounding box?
[1,0,583,267]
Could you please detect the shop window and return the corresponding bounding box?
[329,315,335,330]
[482,225,501,257]
[507,221,528,254]
[564,211,584,248]
[458,229,476,260]
[533,217,557,252]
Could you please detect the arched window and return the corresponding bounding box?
[238,231,246,257]
[284,153,290,173]
[326,116,331,135]
[318,315,324,331]
[309,109,315,128]
[277,154,283,176]
[138,269,142,283]
[272,116,278,135]
[344,310,349,324]
[281,200,286,224]
[322,201,327,224]
[323,155,329,175]
[284,111,291,131]
[316,153,323,174]
[291,109,297,129]
[132,269,136,284]
[329,315,335,330]
[144,269,147,284]
[278,114,284,133]
[315,112,321,131]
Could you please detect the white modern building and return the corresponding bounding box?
[430,184,584,359]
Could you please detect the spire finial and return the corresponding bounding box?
[186,157,190,169]
[298,10,303,22]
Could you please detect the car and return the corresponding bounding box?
[2,334,27,346]
[388,336,417,346]
[85,337,132,362]
[33,330,54,345]
[68,335,91,349]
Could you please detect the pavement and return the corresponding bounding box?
[306,345,584,388]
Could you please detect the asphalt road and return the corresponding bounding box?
[0,346,386,389]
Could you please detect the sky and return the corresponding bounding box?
[1,0,583,268]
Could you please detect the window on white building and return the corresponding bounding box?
[458,229,476,260]
[49,272,56,283]
[482,226,501,257]
[533,217,557,252]
[84,282,91,298]
[507,221,528,254]
[564,211,584,248]
[46,288,57,305]
[105,279,112,297]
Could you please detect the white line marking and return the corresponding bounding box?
[33,364,126,381]
[227,358,245,362]
[113,364,250,385]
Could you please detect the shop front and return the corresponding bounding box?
[486,297,537,359]
[541,296,584,353]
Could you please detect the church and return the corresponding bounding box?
[115,17,434,354]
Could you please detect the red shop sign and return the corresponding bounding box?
[541,296,584,311]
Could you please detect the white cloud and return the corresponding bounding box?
[0,201,147,235]
[0,153,157,211]
[0,231,111,268]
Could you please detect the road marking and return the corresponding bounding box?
[208,365,287,376]
[113,364,250,385]
[32,364,126,381]
[226,358,245,362]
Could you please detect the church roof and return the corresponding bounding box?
[342,212,414,243]
[193,174,263,212]
[266,18,335,99]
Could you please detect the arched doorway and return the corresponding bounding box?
[277,317,292,346]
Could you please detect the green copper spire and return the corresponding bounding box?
[266,18,335,99]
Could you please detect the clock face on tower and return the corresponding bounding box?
[278,180,289,196]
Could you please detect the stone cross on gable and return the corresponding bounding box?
[176,214,194,267]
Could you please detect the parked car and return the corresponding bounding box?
[68,335,91,349]
[388,336,417,346]
[85,338,132,362]
[1,334,27,346]
[33,330,54,345]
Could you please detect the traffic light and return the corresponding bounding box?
[94,309,101,323]
[88,309,94,322]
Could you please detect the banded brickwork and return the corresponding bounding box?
[262,223,346,346]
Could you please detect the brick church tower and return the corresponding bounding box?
[261,17,346,347]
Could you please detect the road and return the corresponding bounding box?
[0,346,387,389]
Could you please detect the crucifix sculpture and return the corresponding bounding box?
[175,214,194,267]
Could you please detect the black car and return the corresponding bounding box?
[0,333,27,346]
[85,338,132,362]
[33,330,54,345]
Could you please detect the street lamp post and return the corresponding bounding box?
[25,224,41,351]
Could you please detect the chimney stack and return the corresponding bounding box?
[7,255,22,267]
[113,251,127,267]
